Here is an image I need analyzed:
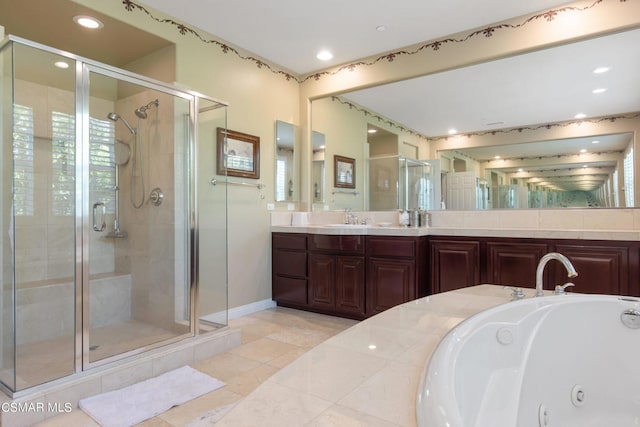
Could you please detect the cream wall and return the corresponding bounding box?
[73,0,640,311]
[74,0,300,310]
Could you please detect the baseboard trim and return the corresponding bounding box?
[200,299,277,324]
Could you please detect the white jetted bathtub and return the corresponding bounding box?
[417,294,640,427]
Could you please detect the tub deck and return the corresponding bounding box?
[214,284,519,426]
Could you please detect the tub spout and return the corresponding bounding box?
[535,252,578,297]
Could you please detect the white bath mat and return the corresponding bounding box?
[79,365,225,427]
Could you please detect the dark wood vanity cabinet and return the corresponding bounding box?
[551,243,632,296]
[273,232,640,320]
[485,240,549,288]
[272,233,427,319]
[308,234,366,317]
[428,237,640,296]
[429,238,480,293]
[272,233,308,306]
[366,236,427,316]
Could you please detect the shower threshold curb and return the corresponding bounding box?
[0,327,241,427]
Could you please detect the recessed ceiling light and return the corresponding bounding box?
[575,113,587,119]
[494,155,501,160]
[593,66,610,74]
[316,50,333,61]
[580,149,587,153]
[447,128,457,135]
[583,164,588,168]
[73,15,104,29]
[367,129,377,134]
[54,61,70,69]
[592,140,600,144]
[592,88,607,94]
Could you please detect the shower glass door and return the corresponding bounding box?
[84,66,192,366]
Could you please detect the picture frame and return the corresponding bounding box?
[334,155,356,189]
[216,127,260,179]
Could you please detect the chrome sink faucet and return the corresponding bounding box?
[344,208,356,225]
[535,252,578,297]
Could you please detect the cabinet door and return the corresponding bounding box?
[336,256,366,316]
[309,253,336,309]
[552,244,629,295]
[430,239,480,293]
[486,242,548,288]
[367,257,415,316]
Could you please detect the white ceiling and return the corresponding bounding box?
[139,1,640,136]
[139,0,572,75]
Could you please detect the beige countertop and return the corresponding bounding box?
[271,224,640,240]
[216,284,529,426]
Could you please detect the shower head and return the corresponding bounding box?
[135,99,159,119]
[107,112,136,134]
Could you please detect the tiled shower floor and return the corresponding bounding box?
[32,307,358,426]
[14,320,186,389]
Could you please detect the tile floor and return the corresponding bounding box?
[32,307,359,427]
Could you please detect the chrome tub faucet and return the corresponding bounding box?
[535,252,578,297]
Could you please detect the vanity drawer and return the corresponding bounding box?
[273,250,307,277]
[309,234,364,254]
[367,236,416,258]
[273,233,307,250]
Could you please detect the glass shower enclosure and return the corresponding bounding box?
[0,36,228,394]
[367,155,436,211]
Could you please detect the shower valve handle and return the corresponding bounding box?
[93,202,106,232]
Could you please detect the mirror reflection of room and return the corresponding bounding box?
[274,120,299,202]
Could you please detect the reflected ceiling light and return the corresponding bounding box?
[518,168,524,172]
[73,15,104,29]
[592,88,607,94]
[53,61,70,69]
[316,50,333,61]
[368,128,377,134]
[494,155,501,159]
[575,113,587,119]
[580,149,587,153]
[318,145,325,149]
[447,128,457,135]
[593,66,610,74]
[368,344,377,350]
[376,25,387,32]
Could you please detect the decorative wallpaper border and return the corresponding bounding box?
[429,112,640,142]
[121,0,626,84]
[331,96,430,142]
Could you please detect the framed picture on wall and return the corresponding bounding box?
[216,127,260,179]
[334,155,355,189]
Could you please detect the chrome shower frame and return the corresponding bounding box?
[0,35,228,394]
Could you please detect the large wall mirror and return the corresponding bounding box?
[311,27,640,210]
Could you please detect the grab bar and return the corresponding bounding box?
[93,202,106,232]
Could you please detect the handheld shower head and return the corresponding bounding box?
[107,112,136,134]
[135,99,159,119]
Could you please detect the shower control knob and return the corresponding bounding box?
[150,188,164,206]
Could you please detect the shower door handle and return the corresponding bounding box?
[93,202,106,232]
